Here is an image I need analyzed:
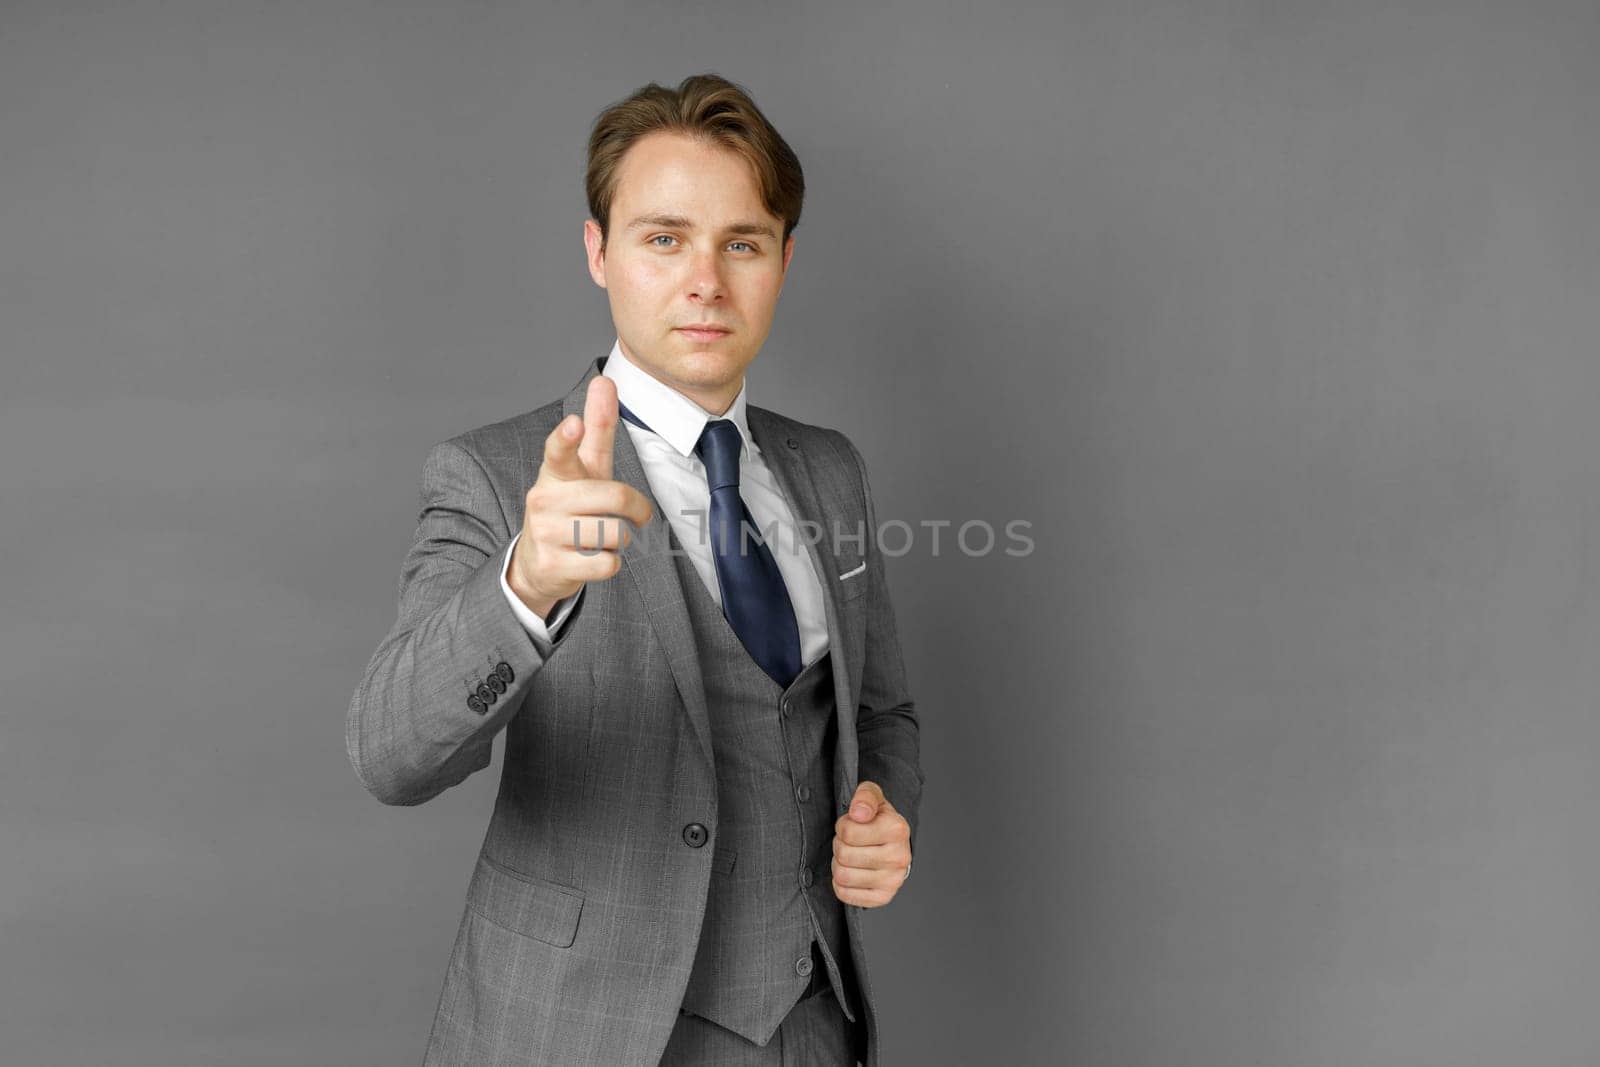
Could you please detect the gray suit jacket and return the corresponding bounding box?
[347,357,923,1065]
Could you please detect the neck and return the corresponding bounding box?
[612,342,741,417]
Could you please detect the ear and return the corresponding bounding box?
[781,233,795,274]
[583,219,607,289]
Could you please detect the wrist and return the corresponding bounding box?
[505,553,558,620]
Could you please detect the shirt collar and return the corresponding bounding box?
[601,337,756,460]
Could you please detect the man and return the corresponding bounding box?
[347,73,923,1066]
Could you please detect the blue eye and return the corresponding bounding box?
[650,235,676,247]
[729,241,754,252]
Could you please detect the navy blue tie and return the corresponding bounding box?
[618,400,803,688]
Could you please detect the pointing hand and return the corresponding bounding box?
[507,376,653,618]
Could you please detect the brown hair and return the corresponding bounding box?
[585,73,805,251]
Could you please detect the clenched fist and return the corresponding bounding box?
[830,781,912,908]
[506,375,654,619]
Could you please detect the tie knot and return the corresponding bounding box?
[695,419,743,492]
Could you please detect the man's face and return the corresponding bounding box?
[584,131,794,415]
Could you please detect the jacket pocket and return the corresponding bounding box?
[467,854,585,947]
[837,560,869,601]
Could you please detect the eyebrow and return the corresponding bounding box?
[623,213,778,239]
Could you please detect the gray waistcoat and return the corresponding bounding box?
[669,543,859,1046]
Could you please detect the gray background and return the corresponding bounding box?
[3,1,1597,1064]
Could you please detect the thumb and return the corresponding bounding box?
[541,413,591,482]
[848,780,887,822]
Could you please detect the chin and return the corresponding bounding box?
[670,350,749,390]
[674,354,742,382]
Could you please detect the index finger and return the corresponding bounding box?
[834,809,907,847]
[578,375,619,481]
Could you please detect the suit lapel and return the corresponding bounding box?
[563,358,715,774]
[747,406,860,792]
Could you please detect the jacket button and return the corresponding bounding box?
[494,661,514,685]
[475,683,497,705]
[682,823,708,848]
[467,695,487,715]
[486,674,507,695]
[796,785,811,801]
[795,955,813,977]
[781,700,792,718]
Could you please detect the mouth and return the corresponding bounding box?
[675,325,733,341]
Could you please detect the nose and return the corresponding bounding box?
[685,247,726,303]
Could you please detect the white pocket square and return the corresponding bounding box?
[838,562,866,580]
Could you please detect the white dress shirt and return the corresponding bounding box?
[499,339,830,666]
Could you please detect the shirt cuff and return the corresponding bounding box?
[499,532,582,653]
